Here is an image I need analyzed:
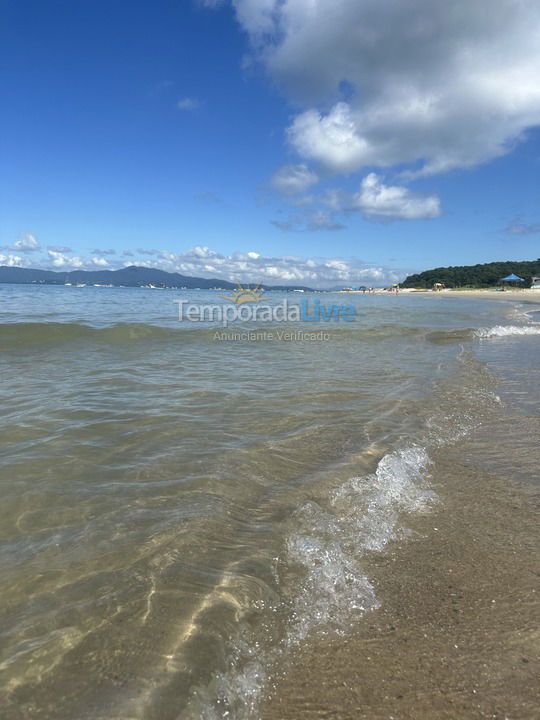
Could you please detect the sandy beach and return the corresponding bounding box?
[420,289,540,303]
[337,288,540,303]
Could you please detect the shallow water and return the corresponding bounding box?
[0,285,538,719]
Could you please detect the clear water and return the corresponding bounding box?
[0,285,538,719]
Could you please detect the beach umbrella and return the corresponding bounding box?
[500,273,524,282]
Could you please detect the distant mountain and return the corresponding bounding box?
[0,265,314,291]
[401,259,540,288]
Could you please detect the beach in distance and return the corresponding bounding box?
[427,288,540,301]
[338,287,540,300]
[1,283,539,719]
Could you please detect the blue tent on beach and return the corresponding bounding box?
[500,273,525,282]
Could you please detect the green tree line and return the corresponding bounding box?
[401,259,540,289]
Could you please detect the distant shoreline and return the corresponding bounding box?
[415,288,540,303]
[335,288,540,303]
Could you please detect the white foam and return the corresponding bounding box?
[285,446,436,645]
[286,502,378,644]
[475,324,540,337]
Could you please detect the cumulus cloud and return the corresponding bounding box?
[47,250,84,268]
[294,173,440,221]
[225,0,540,176]
[271,163,319,194]
[352,173,440,220]
[0,253,23,266]
[287,104,371,174]
[2,233,40,253]
[90,257,110,267]
[177,97,200,110]
[126,245,399,287]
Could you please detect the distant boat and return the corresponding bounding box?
[76,283,86,287]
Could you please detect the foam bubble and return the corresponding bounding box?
[475,325,540,337]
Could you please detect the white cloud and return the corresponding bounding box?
[271,163,319,194]
[0,253,23,266]
[353,173,440,220]
[289,174,440,221]
[189,245,218,259]
[226,0,540,176]
[288,104,371,174]
[231,0,276,37]
[2,233,40,253]
[177,97,200,111]
[122,245,398,287]
[91,257,110,267]
[47,250,84,268]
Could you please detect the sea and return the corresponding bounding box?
[0,284,539,719]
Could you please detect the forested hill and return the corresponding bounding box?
[401,259,540,288]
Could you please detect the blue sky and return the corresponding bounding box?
[1,0,539,287]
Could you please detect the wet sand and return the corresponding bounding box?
[262,442,540,719]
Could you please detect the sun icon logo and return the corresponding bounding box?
[220,282,265,305]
